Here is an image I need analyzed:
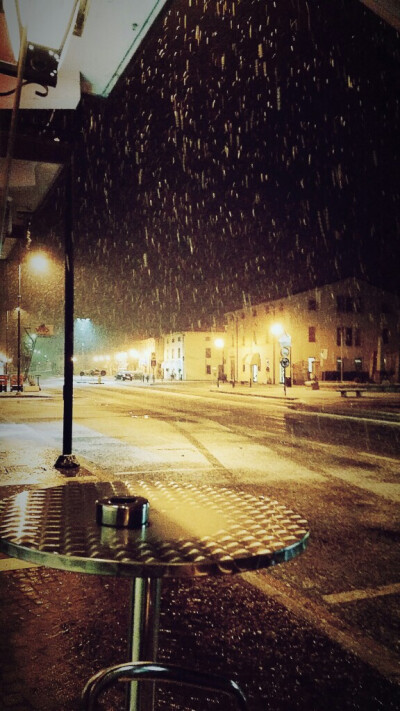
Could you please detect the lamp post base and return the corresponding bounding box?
[54,454,80,469]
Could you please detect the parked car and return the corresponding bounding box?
[79,369,106,377]
[115,370,134,381]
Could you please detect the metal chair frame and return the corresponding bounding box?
[82,661,248,711]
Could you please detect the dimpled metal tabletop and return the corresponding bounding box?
[0,481,309,578]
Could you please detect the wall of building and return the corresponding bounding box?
[225,279,400,384]
[163,331,225,380]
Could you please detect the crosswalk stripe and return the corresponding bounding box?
[322,582,400,604]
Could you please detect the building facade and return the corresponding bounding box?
[162,330,226,381]
[224,278,400,385]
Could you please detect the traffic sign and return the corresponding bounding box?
[280,357,290,368]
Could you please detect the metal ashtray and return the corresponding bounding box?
[96,496,149,529]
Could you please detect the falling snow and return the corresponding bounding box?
[30,0,399,340]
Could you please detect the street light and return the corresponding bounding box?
[15,246,50,392]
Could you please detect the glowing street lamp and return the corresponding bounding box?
[15,248,50,392]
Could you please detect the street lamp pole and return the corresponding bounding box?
[272,337,276,385]
[16,262,22,391]
[340,327,344,383]
[55,155,79,470]
[214,338,224,385]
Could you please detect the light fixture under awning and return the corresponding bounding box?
[3,0,80,87]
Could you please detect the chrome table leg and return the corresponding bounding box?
[127,577,162,711]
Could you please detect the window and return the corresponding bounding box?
[355,328,361,346]
[205,336,210,341]
[382,328,389,344]
[354,358,363,371]
[308,298,317,311]
[205,348,211,359]
[336,295,362,313]
[177,348,181,358]
[252,309,257,317]
[336,295,346,313]
[345,327,352,346]
[253,331,257,345]
[336,327,342,346]
[206,365,211,375]
[308,326,316,342]
[336,357,342,372]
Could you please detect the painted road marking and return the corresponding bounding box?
[322,582,400,604]
[0,557,38,571]
[242,571,400,684]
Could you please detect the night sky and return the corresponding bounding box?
[33,0,400,341]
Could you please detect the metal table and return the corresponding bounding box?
[0,480,309,710]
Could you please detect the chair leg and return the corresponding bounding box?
[82,661,248,711]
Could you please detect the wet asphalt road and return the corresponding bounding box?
[0,380,399,710]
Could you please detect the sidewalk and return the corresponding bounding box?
[1,553,399,711]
